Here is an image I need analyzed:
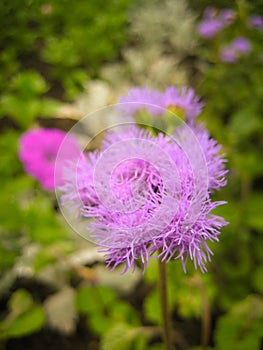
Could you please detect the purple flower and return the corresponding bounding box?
[60,122,228,273]
[152,125,228,272]
[198,7,236,38]
[197,19,224,38]
[118,86,203,122]
[160,86,203,121]
[219,37,252,63]
[203,7,218,19]
[231,37,251,54]
[118,87,162,116]
[247,15,263,31]
[219,47,237,63]
[19,128,80,191]
[61,152,99,209]
[220,8,236,25]
[192,125,228,191]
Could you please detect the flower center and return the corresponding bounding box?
[166,104,186,118]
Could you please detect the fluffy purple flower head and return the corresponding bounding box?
[247,15,263,31]
[193,125,228,191]
[19,128,80,191]
[61,151,99,209]
[118,86,203,122]
[60,121,228,273]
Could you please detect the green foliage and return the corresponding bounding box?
[0,0,133,103]
[75,285,140,336]
[0,128,75,295]
[101,323,148,350]
[245,193,263,231]
[144,287,161,324]
[197,3,263,318]
[76,284,151,348]
[0,289,46,339]
[0,0,133,343]
[0,71,60,129]
[215,296,263,350]
[144,259,216,323]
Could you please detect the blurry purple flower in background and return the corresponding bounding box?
[119,87,162,116]
[232,37,251,54]
[19,128,80,191]
[219,47,237,63]
[220,8,236,25]
[219,37,251,63]
[160,86,203,121]
[197,19,224,38]
[118,86,203,122]
[198,7,236,38]
[247,15,263,31]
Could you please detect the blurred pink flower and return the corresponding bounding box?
[19,128,80,191]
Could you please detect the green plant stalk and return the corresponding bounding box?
[200,280,211,350]
[158,258,174,350]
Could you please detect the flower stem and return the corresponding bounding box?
[158,258,174,350]
[200,280,211,349]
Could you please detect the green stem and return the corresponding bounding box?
[158,258,174,350]
[200,281,210,350]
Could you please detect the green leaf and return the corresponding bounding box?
[39,98,61,117]
[215,295,263,350]
[76,286,139,335]
[111,301,140,326]
[252,266,263,294]
[229,108,261,140]
[245,193,263,231]
[1,94,41,128]
[144,289,161,325]
[88,313,112,335]
[0,289,46,339]
[1,306,45,339]
[8,289,33,314]
[144,258,158,284]
[149,344,165,350]
[75,285,116,314]
[101,323,146,350]
[11,71,48,96]
[75,286,92,313]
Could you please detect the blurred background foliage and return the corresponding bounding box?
[0,0,263,349]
